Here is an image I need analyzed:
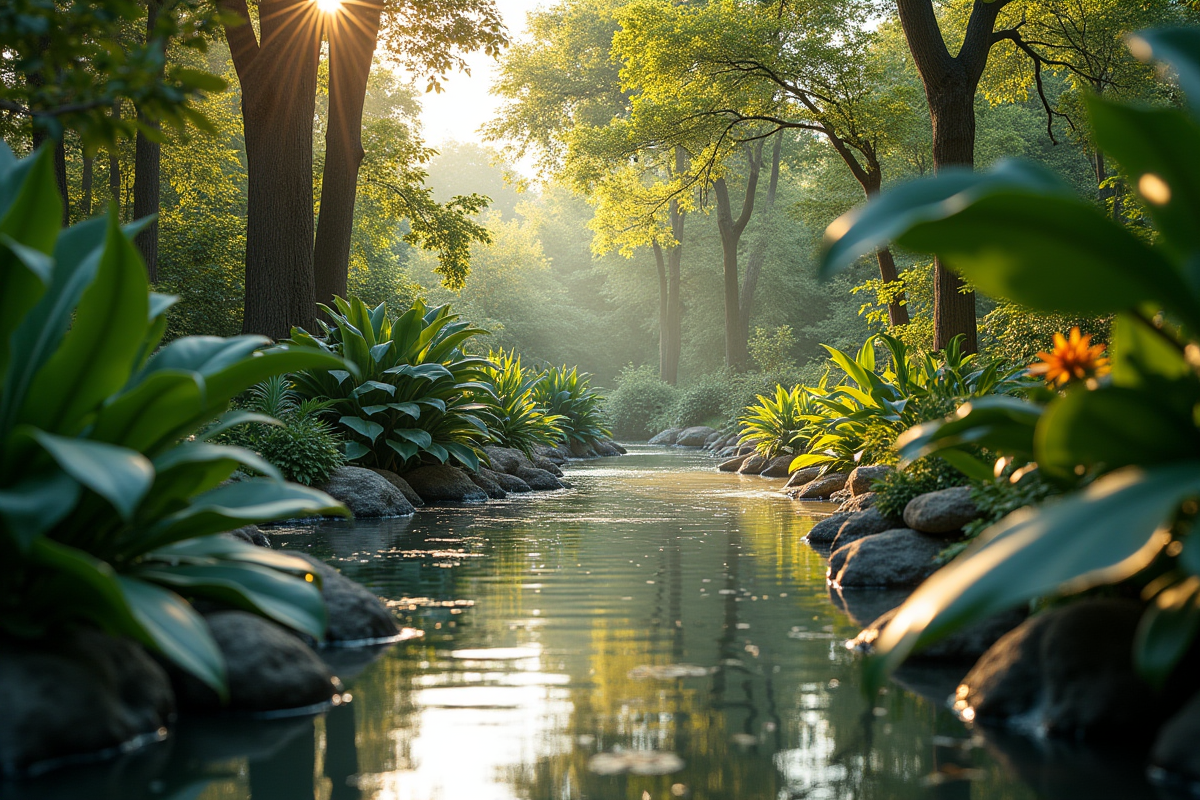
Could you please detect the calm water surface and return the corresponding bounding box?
[7,447,1167,800]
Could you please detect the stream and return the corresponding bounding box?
[5,446,1166,800]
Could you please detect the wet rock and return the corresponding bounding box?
[784,466,823,489]
[677,426,718,447]
[535,443,571,464]
[737,454,770,474]
[491,470,533,493]
[703,431,723,448]
[367,468,424,508]
[851,606,1026,662]
[611,440,629,455]
[760,455,795,478]
[838,491,878,514]
[0,630,174,776]
[228,525,270,547]
[468,469,507,499]
[847,465,894,496]
[804,512,853,546]
[958,600,1165,739]
[317,466,414,518]
[285,554,399,644]
[719,454,748,472]
[402,465,487,504]
[569,440,598,458]
[593,439,624,457]
[532,455,564,476]
[174,612,339,713]
[482,445,527,474]
[649,428,682,445]
[791,472,848,500]
[514,465,564,491]
[830,507,903,551]
[904,486,979,536]
[1152,692,1200,785]
[828,528,943,588]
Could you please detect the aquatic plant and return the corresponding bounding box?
[821,26,1200,689]
[288,296,494,473]
[0,145,349,696]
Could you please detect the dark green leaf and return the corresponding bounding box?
[30,430,153,521]
[1135,576,1200,687]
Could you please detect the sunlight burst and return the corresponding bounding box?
[315,0,342,14]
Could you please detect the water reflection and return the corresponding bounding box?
[3,447,1169,800]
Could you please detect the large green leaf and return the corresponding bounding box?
[117,576,227,697]
[30,430,153,522]
[1088,97,1200,256]
[140,443,283,522]
[1128,29,1200,114]
[1135,576,1200,688]
[1110,313,1192,388]
[152,535,317,576]
[21,210,150,434]
[340,415,384,444]
[896,396,1042,464]
[390,427,433,448]
[0,470,80,550]
[866,463,1200,690]
[90,371,204,454]
[136,479,348,553]
[134,561,327,642]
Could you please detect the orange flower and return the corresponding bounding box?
[1028,328,1110,386]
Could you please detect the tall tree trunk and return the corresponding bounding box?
[109,101,122,217]
[713,143,762,372]
[664,203,684,386]
[52,139,68,224]
[896,0,1006,354]
[223,0,322,339]
[134,0,164,281]
[653,240,670,383]
[312,0,385,307]
[81,153,93,217]
[874,248,910,327]
[738,132,782,347]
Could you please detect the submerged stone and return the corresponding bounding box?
[402,465,488,504]
[317,466,414,518]
[285,553,400,644]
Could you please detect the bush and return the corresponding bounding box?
[748,325,797,372]
[226,376,346,486]
[669,372,731,429]
[738,384,815,458]
[873,457,973,520]
[605,364,679,440]
[0,145,348,695]
[532,364,610,447]
[483,350,565,456]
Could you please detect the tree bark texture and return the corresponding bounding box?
[81,153,93,217]
[896,0,1010,353]
[663,197,684,385]
[714,143,763,372]
[312,0,385,307]
[653,240,669,382]
[109,101,122,217]
[223,0,322,339]
[737,132,782,348]
[134,0,164,282]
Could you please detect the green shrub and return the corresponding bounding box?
[738,384,817,458]
[748,325,797,372]
[288,296,493,473]
[483,349,565,455]
[604,364,679,440]
[532,363,610,447]
[226,376,346,486]
[0,145,348,696]
[669,372,731,429]
[822,26,1200,690]
[873,457,973,520]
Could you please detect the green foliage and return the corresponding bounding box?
[482,349,565,456]
[668,372,731,429]
[605,364,679,440]
[748,326,798,373]
[532,363,611,446]
[288,296,493,474]
[226,376,346,486]
[980,302,1113,367]
[0,145,349,697]
[737,385,817,458]
[823,28,1200,691]
[873,458,973,520]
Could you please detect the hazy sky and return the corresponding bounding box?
[416,0,543,151]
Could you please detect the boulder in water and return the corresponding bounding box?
[317,466,415,518]
[402,465,488,504]
[829,507,903,550]
[676,426,718,447]
[468,469,507,499]
[790,472,848,500]
[847,464,894,496]
[904,486,980,536]
[648,428,683,445]
[759,455,794,478]
[367,468,424,508]
[285,553,399,644]
[737,454,770,474]
[827,528,942,588]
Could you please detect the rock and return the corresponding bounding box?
[648,428,683,445]
[719,455,748,472]
[850,606,1026,662]
[759,455,795,478]
[367,468,424,508]
[784,466,823,489]
[716,447,738,459]
[483,445,528,475]
[838,491,878,514]
[609,441,629,455]
[402,465,488,504]
[828,529,943,588]
[830,507,903,551]
[593,439,623,457]
[1153,692,1200,785]
[569,439,598,458]
[514,465,564,491]
[791,472,848,500]
[737,454,770,474]
[703,431,723,448]
[0,630,174,776]
[904,486,980,536]
[317,466,415,518]
[959,600,1168,739]
[490,469,532,493]
[531,456,563,477]
[174,612,339,713]
[847,464,894,496]
[468,469,507,499]
[804,512,853,546]
[227,525,270,547]
[676,426,718,447]
[535,443,571,463]
[285,553,399,644]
